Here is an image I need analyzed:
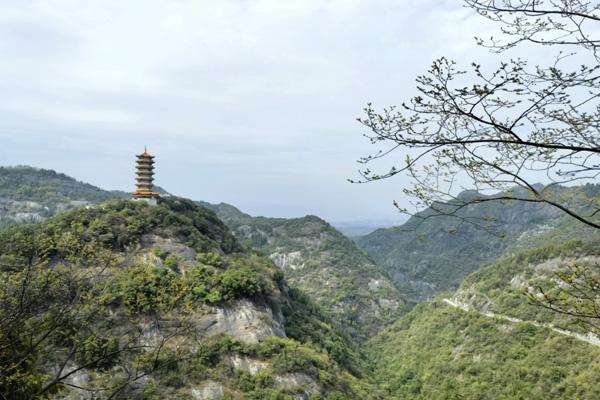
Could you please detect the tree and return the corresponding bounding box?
[0,227,186,399]
[356,0,600,229]
[355,0,600,335]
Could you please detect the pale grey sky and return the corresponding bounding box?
[0,0,502,222]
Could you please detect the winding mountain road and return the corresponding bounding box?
[443,298,600,348]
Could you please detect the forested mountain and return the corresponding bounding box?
[0,166,170,228]
[4,165,600,399]
[202,202,406,339]
[1,197,381,399]
[0,166,125,228]
[0,166,407,341]
[355,190,571,302]
[367,234,600,399]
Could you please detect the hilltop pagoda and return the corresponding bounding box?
[132,147,160,204]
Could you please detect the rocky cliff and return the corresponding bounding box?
[0,198,381,399]
[203,202,406,339]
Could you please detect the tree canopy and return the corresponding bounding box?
[356,0,600,229]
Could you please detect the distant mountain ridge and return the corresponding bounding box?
[331,218,407,237]
[0,165,168,227]
[355,191,571,302]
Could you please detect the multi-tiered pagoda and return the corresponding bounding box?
[132,147,160,204]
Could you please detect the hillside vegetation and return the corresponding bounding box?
[4,165,600,399]
[204,203,406,339]
[367,233,600,399]
[369,300,600,400]
[0,198,381,399]
[355,190,570,302]
[0,166,405,340]
[0,166,124,228]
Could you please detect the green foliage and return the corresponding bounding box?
[369,301,600,399]
[0,197,241,265]
[355,186,600,302]
[203,202,406,340]
[119,265,183,313]
[136,335,380,399]
[0,166,120,204]
[0,197,381,398]
[282,288,365,376]
[366,234,600,399]
[218,266,264,300]
[185,262,265,306]
[75,335,120,370]
[104,257,269,313]
[0,264,110,398]
[458,237,600,332]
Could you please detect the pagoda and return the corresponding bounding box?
[132,147,160,204]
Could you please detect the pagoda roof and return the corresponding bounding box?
[137,146,155,158]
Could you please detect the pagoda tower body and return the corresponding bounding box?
[132,148,160,204]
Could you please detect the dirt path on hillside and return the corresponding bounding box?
[442,298,600,348]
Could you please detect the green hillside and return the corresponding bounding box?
[367,235,600,399]
[355,191,569,302]
[0,166,405,340]
[4,165,600,399]
[0,166,120,203]
[369,301,600,400]
[204,202,407,339]
[0,166,124,228]
[0,166,172,229]
[1,198,381,399]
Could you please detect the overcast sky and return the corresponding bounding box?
[0,0,503,222]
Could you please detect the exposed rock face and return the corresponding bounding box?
[378,298,401,311]
[274,373,319,399]
[141,234,197,263]
[229,355,269,375]
[0,199,48,225]
[270,251,305,270]
[367,278,389,291]
[191,381,225,400]
[196,299,286,343]
[204,203,406,339]
[135,299,286,348]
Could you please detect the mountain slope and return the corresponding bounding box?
[369,300,600,400]
[367,232,600,399]
[1,197,381,399]
[355,191,567,302]
[0,166,171,229]
[0,166,405,339]
[204,202,406,339]
[0,166,125,228]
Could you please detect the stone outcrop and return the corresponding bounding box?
[196,299,286,343]
[274,373,319,399]
[191,381,225,400]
